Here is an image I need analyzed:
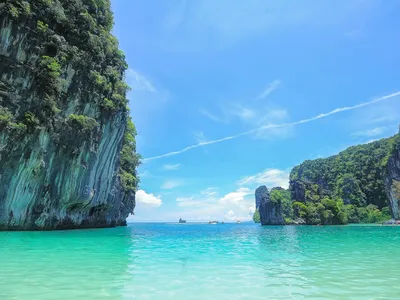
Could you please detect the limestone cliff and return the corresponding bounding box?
[289,128,399,223]
[0,0,139,230]
[385,129,400,219]
[256,186,285,225]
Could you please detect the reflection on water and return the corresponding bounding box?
[1,223,400,299]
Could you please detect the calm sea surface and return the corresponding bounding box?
[1,223,400,299]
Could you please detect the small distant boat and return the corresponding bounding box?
[236,220,241,224]
[179,218,186,223]
[209,221,219,224]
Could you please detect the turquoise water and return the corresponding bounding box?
[1,223,400,299]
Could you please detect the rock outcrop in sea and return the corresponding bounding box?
[256,186,285,225]
[0,1,139,230]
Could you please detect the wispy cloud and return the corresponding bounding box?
[199,108,225,123]
[226,104,256,121]
[126,69,156,93]
[136,190,163,207]
[351,127,387,137]
[163,164,181,170]
[201,187,218,197]
[371,115,397,123]
[143,91,400,162]
[161,179,184,189]
[237,168,290,189]
[256,80,281,100]
[193,131,207,143]
[200,104,256,124]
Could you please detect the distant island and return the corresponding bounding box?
[254,127,400,225]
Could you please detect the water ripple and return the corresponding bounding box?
[1,224,400,299]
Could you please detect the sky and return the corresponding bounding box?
[111,0,400,222]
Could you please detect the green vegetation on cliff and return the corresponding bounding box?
[0,0,140,193]
[290,137,394,208]
[287,135,397,225]
[254,132,398,225]
[252,210,260,223]
[0,0,140,229]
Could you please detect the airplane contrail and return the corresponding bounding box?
[143,91,400,162]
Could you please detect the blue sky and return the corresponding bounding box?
[111,0,400,222]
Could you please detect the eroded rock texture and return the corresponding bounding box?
[256,186,285,225]
[0,1,138,230]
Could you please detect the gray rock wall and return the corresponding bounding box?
[256,186,285,225]
[0,16,135,230]
[385,131,400,220]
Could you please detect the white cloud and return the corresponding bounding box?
[143,91,400,161]
[161,179,184,189]
[174,187,254,222]
[163,164,180,170]
[224,209,236,221]
[351,127,387,137]
[126,69,156,93]
[254,109,290,139]
[238,168,290,189]
[136,190,162,207]
[199,108,225,123]
[226,104,256,121]
[257,109,288,125]
[201,187,218,197]
[201,103,256,124]
[248,205,256,215]
[256,80,281,100]
[219,187,252,205]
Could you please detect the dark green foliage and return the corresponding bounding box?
[0,107,26,133]
[290,197,348,225]
[393,180,400,200]
[290,137,393,208]
[23,112,39,126]
[355,205,391,223]
[0,107,14,128]
[67,114,98,132]
[23,112,40,132]
[288,134,399,224]
[37,20,49,32]
[252,210,260,223]
[119,118,140,192]
[270,188,293,221]
[1,0,131,121]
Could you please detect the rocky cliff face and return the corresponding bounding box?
[385,130,400,219]
[0,1,138,230]
[256,186,285,225]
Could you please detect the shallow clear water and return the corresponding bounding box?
[1,223,400,299]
